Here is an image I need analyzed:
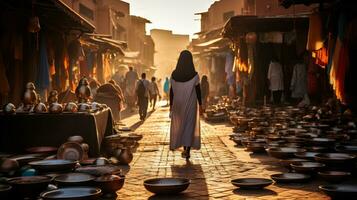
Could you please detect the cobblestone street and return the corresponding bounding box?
[117,104,330,200]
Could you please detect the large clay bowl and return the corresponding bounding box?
[231,178,273,189]
[314,153,356,164]
[246,143,266,153]
[282,136,305,143]
[7,176,52,199]
[309,138,336,146]
[335,145,357,154]
[291,162,325,173]
[266,147,306,159]
[241,139,266,147]
[294,152,320,160]
[54,173,95,187]
[9,154,44,166]
[94,175,125,194]
[271,173,311,183]
[29,159,77,172]
[278,158,309,168]
[305,146,329,152]
[143,178,190,194]
[40,187,102,200]
[318,171,351,183]
[319,184,357,199]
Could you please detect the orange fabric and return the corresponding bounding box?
[315,47,328,67]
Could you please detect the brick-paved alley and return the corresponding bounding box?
[117,104,330,200]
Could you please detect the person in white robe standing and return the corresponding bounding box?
[267,57,284,105]
[169,50,202,159]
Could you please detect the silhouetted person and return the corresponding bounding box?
[170,50,202,159]
[201,75,209,110]
[149,76,161,110]
[268,57,284,105]
[136,73,150,120]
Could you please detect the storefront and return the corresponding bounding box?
[280,0,357,112]
[223,15,310,105]
[0,0,95,105]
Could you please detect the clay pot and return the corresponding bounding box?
[64,102,78,113]
[48,90,58,105]
[49,103,63,113]
[114,148,133,165]
[75,78,92,103]
[3,103,16,114]
[23,82,38,105]
[34,103,48,113]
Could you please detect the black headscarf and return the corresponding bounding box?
[171,50,197,82]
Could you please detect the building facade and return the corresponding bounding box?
[150,29,190,79]
[243,0,311,16]
[63,0,155,77]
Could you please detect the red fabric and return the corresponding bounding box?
[308,63,318,95]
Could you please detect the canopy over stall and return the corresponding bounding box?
[223,15,309,38]
[2,0,95,33]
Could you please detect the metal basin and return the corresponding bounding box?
[314,153,356,164]
[295,152,320,160]
[8,176,52,199]
[290,162,325,173]
[319,184,357,199]
[231,178,273,189]
[54,173,95,187]
[266,147,306,159]
[271,173,311,183]
[40,187,102,200]
[143,178,190,194]
[318,171,351,183]
[29,159,77,172]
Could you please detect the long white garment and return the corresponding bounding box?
[267,61,284,91]
[170,74,201,150]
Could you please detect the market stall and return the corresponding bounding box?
[0,108,113,156]
[222,15,310,105]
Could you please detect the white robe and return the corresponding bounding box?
[267,61,284,91]
[170,74,201,150]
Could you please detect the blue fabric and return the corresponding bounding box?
[36,34,50,91]
[164,78,170,93]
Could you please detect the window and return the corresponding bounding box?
[79,3,94,20]
[223,11,235,22]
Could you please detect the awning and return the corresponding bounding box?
[9,0,96,32]
[195,38,226,47]
[223,15,309,38]
[124,51,140,58]
[85,36,124,55]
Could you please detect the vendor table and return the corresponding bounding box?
[0,108,114,156]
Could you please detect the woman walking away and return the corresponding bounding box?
[170,50,202,159]
[201,75,210,110]
[163,77,170,106]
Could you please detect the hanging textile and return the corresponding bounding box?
[0,53,10,97]
[225,52,234,86]
[103,54,112,81]
[306,12,325,51]
[329,13,349,103]
[36,33,50,92]
[314,46,328,67]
